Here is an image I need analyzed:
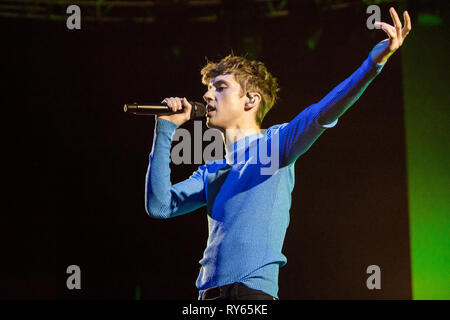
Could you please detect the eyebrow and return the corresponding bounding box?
[208,79,229,89]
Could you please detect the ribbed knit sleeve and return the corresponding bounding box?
[145,118,207,219]
[278,53,385,166]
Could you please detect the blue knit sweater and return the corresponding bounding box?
[145,55,384,299]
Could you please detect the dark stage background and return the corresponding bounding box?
[3,0,417,299]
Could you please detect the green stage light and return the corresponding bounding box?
[418,13,443,26]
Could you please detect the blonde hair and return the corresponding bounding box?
[201,53,280,127]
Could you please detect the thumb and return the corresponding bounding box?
[182,98,192,116]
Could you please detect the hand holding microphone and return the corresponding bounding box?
[124,97,206,127]
[158,97,192,127]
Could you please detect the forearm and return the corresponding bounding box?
[313,54,385,126]
[145,117,179,218]
[278,54,385,166]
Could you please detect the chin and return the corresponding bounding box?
[206,118,224,131]
[206,118,217,128]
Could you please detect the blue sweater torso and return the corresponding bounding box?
[145,55,384,299]
[196,128,294,299]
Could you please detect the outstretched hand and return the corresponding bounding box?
[370,7,412,65]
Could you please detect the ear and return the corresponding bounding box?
[244,92,261,111]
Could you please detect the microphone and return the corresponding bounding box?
[124,101,206,119]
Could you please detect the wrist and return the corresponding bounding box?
[156,117,179,131]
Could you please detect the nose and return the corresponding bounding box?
[203,88,214,104]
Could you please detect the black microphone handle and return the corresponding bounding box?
[124,104,178,115]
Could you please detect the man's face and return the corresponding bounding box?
[203,73,246,131]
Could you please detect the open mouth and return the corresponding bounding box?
[206,105,216,116]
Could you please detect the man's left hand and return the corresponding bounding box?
[371,7,412,65]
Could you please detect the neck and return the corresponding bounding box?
[221,125,261,147]
[223,125,264,165]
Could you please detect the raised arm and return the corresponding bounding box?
[277,7,412,167]
[145,117,206,219]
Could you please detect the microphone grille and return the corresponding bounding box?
[190,101,206,119]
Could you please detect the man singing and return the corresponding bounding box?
[145,8,411,300]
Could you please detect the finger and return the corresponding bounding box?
[183,97,192,108]
[175,97,183,110]
[377,21,397,40]
[389,7,403,39]
[174,98,182,111]
[168,98,177,111]
[181,98,192,113]
[402,11,412,38]
[185,98,193,118]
